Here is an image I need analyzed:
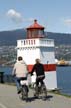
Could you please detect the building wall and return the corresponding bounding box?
[40,47,57,89]
[17,47,40,64]
[17,38,57,90]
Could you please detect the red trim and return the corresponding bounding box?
[27,64,56,72]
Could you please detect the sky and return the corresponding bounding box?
[0,0,71,33]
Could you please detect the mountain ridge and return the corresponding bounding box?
[0,28,71,46]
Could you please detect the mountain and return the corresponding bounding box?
[0,29,26,46]
[46,32,71,45]
[0,29,71,46]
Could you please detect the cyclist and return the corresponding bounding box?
[12,56,28,94]
[30,59,47,97]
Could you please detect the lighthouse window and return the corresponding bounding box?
[31,29,38,38]
[31,40,33,45]
[21,40,23,43]
[34,40,35,44]
[38,30,42,35]
[24,40,25,45]
[34,30,38,36]
[29,40,30,45]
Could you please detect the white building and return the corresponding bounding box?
[17,20,57,90]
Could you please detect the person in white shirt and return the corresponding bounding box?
[12,56,28,94]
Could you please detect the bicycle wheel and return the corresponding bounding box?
[33,86,39,97]
[41,85,47,99]
[21,85,28,100]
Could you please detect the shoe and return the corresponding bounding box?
[17,88,21,94]
[17,90,21,94]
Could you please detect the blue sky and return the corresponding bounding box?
[0,0,71,33]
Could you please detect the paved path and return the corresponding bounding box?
[0,84,71,108]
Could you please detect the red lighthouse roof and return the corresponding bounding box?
[27,19,44,30]
[26,19,45,39]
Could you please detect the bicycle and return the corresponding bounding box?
[33,80,47,100]
[19,78,29,101]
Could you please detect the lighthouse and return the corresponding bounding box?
[17,20,57,90]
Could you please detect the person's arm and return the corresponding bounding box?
[26,65,29,76]
[30,64,36,75]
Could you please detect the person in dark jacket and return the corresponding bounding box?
[31,59,45,86]
[31,59,46,94]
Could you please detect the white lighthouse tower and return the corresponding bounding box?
[17,20,57,90]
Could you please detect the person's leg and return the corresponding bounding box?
[40,79,44,85]
[15,77,21,93]
[40,78,47,98]
[36,78,39,86]
[34,78,39,96]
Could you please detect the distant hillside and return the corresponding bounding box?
[0,29,71,46]
[46,32,71,45]
[0,29,26,46]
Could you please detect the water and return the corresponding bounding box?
[56,66,71,96]
[0,65,71,96]
[0,66,13,75]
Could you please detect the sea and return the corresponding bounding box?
[0,66,71,96]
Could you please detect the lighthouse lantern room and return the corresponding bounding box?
[17,20,57,90]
